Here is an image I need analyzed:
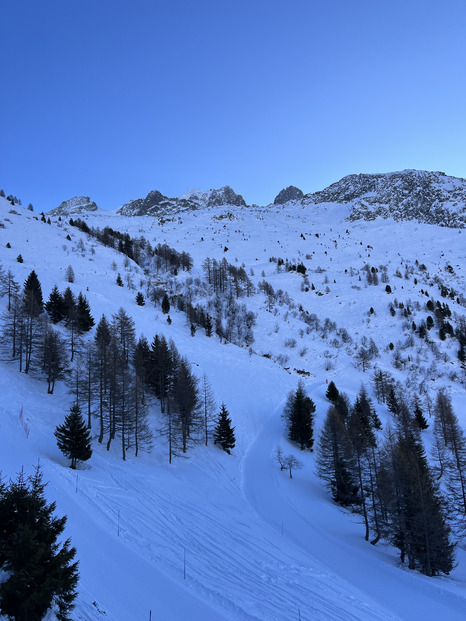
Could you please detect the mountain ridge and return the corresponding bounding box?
[47,169,466,228]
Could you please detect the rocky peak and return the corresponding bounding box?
[204,186,247,208]
[273,186,304,205]
[304,170,466,228]
[48,196,98,217]
[117,185,248,216]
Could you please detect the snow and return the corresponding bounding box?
[1,195,466,620]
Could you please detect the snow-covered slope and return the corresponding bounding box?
[1,192,466,620]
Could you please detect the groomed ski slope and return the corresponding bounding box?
[1,197,466,620]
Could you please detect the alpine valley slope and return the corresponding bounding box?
[0,178,466,620]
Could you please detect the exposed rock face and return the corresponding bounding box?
[304,170,466,228]
[204,186,247,208]
[48,196,98,217]
[117,185,247,216]
[117,190,174,217]
[273,186,304,205]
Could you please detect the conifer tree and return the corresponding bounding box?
[347,388,381,541]
[42,325,67,394]
[0,467,79,620]
[283,381,315,451]
[23,269,44,316]
[62,287,76,324]
[94,315,113,443]
[213,403,236,454]
[45,284,66,323]
[55,403,92,469]
[413,396,429,430]
[379,427,454,575]
[161,293,170,314]
[76,292,94,332]
[317,406,359,506]
[325,380,339,404]
[171,357,202,453]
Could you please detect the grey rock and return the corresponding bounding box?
[273,186,304,205]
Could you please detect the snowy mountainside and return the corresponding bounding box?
[1,194,466,620]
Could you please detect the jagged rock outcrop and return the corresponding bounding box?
[117,190,178,217]
[118,185,247,216]
[273,186,304,205]
[304,170,466,228]
[48,196,98,217]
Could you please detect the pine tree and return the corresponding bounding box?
[55,403,92,469]
[325,380,339,404]
[76,292,94,332]
[45,284,66,323]
[65,265,75,283]
[136,291,145,306]
[347,388,380,541]
[23,269,44,316]
[62,287,76,324]
[171,357,202,453]
[283,381,315,451]
[0,467,79,620]
[201,374,216,446]
[161,293,170,314]
[213,403,236,454]
[42,325,67,393]
[413,396,429,430]
[317,406,359,506]
[379,428,454,575]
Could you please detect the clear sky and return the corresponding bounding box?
[1,0,466,212]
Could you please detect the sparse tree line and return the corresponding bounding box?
[167,272,256,347]
[317,380,459,577]
[75,319,235,461]
[0,267,235,465]
[69,218,193,274]
[202,257,255,298]
[0,269,94,389]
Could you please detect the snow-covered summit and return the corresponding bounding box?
[48,196,99,217]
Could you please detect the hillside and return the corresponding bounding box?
[1,185,466,620]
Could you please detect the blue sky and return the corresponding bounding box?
[1,0,465,212]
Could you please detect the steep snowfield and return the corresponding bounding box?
[1,197,466,620]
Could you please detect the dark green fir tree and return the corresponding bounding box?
[45,284,66,323]
[283,381,315,451]
[55,403,92,469]
[0,466,79,621]
[213,404,236,454]
[161,293,170,314]
[76,292,94,332]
